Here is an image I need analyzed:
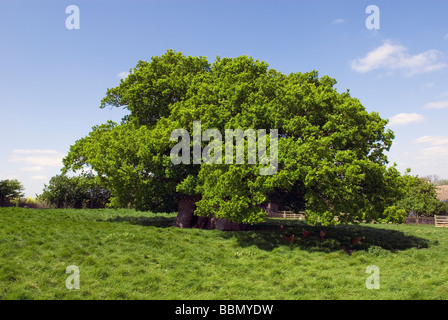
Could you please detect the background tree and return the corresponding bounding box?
[397,173,448,217]
[423,175,448,186]
[64,50,405,229]
[423,174,440,185]
[0,179,24,207]
[38,174,110,209]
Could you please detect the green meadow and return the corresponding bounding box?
[1,207,447,300]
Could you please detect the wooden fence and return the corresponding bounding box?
[405,216,435,225]
[435,215,448,227]
[268,211,305,220]
[269,212,448,226]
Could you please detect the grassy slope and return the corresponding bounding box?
[1,207,448,300]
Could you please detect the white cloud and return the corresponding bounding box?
[117,71,130,79]
[21,166,44,172]
[388,113,425,126]
[12,149,61,155]
[412,146,448,178]
[417,146,448,159]
[9,149,64,168]
[351,40,447,76]
[423,100,448,110]
[31,176,49,181]
[0,172,19,180]
[414,136,448,145]
[332,18,345,25]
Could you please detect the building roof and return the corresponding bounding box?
[436,185,448,201]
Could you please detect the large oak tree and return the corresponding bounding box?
[63,50,405,229]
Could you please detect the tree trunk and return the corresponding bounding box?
[172,195,250,231]
[172,195,199,228]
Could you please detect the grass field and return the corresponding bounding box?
[1,207,448,300]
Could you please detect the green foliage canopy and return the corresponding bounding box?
[38,174,110,209]
[0,179,24,207]
[64,50,404,226]
[396,173,448,217]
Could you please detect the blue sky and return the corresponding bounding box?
[0,0,447,197]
